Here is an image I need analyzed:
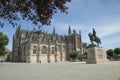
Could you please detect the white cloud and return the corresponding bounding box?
[51,20,120,39]
[95,22,120,38]
[51,20,84,34]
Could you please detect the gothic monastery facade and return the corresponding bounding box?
[10,26,84,63]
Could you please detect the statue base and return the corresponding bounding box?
[88,44,98,48]
[86,47,109,64]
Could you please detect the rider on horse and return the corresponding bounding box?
[88,28,101,47]
[93,28,96,38]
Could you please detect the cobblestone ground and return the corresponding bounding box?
[0,61,120,80]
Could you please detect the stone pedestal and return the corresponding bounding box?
[86,47,108,64]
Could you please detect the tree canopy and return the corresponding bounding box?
[0,0,71,28]
[0,32,9,56]
[106,49,114,57]
[114,48,120,56]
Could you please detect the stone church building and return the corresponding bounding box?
[11,26,84,63]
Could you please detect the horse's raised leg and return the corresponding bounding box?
[97,43,99,47]
[91,40,94,45]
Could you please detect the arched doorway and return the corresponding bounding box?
[41,46,47,63]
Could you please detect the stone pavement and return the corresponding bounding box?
[0,61,120,80]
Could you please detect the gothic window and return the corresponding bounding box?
[52,47,55,54]
[52,50,54,54]
[33,45,37,54]
[52,47,54,49]
[34,45,36,48]
[32,36,38,42]
[32,37,34,41]
[33,49,36,54]
[42,46,47,54]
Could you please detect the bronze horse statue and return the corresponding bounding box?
[88,33,101,47]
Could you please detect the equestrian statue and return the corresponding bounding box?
[88,28,101,47]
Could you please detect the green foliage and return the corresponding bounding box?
[114,48,120,56]
[107,49,114,58]
[69,51,78,61]
[0,47,7,56]
[77,53,87,61]
[0,0,71,28]
[107,47,120,60]
[0,32,9,56]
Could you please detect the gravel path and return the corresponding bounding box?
[0,61,120,80]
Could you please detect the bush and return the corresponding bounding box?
[107,49,114,58]
[106,47,120,60]
[77,53,87,61]
[69,51,78,61]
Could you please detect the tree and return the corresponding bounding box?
[106,49,114,58]
[0,0,71,28]
[69,51,78,61]
[0,32,9,56]
[114,48,120,56]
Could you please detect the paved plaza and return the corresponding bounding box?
[0,61,120,80]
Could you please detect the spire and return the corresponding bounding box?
[73,29,76,34]
[53,27,56,35]
[17,25,21,30]
[79,30,82,42]
[79,30,81,35]
[68,25,71,35]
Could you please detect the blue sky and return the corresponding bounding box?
[0,0,120,50]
